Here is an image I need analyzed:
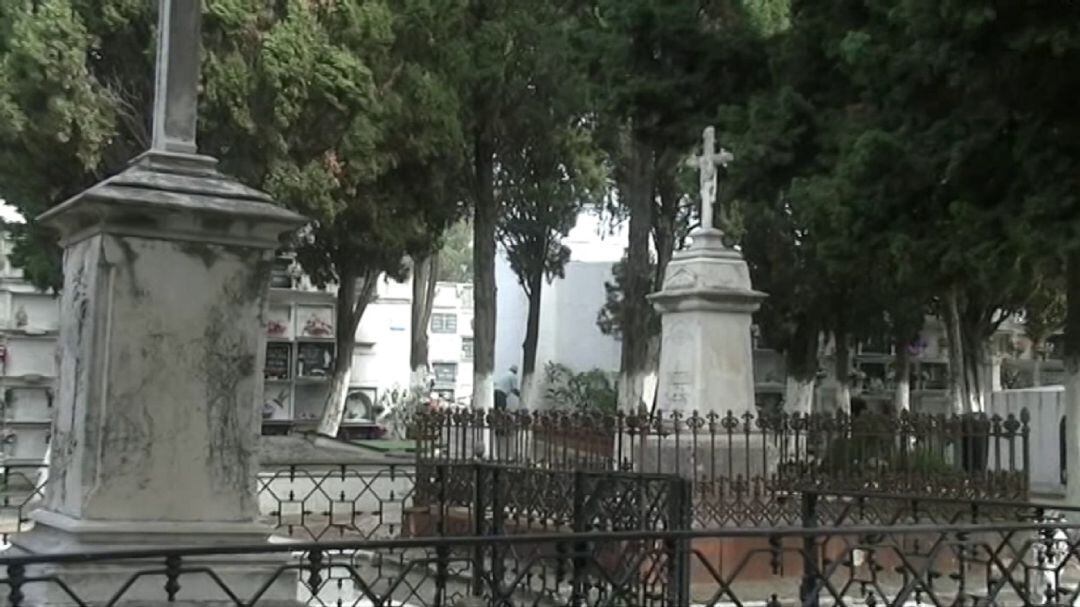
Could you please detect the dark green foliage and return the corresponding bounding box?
[0,0,466,292]
[4,0,1080,419]
[436,220,473,284]
[543,362,618,414]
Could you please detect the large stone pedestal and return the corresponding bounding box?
[645,228,771,490]
[649,228,766,416]
[9,150,305,604]
[635,434,780,483]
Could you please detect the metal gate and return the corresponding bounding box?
[416,463,693,605]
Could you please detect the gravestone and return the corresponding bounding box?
[645,127,771,481]
[11,0,307,603]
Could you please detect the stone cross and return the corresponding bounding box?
[686,126,734,231]
[151,0,202,154]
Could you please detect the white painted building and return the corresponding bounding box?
[0,229,60,465]
[261,263,475,435]
[350,278,475,405]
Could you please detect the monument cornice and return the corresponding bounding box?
[648,286,766,314]
[39,152,305,249]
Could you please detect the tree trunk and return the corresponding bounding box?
[317,269,378,438]
[472,131,497,411]
[784,376,815,416]
[1064,250,1080,508]
[833,330,852,415]
[521,269,543,408]
[410,252,439,390]
[944,286,993,414]
[645,161,678,413]
[652,159,679,291]
[944,287,970,414]
[785,317,819,415]
[1031,335,1044,386]
[617,133,654,411]
[960,308,989,413]
[893,339,911,414]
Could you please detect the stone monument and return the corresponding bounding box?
[12,0,307,603]
[645,126,768,478]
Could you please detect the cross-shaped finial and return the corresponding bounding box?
[686,126,734,231]
[151,0,202,155]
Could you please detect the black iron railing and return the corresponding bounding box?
[0,515,1076,606]
[0,461,421,544]
[2,458,1076,605]
[415,408,1032,503]
[414,464,689,536]
[2,454,1044,552]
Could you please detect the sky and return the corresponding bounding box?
[0,200,25,224]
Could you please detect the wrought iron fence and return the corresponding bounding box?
[414,408,1032,503]
[414,463,689,535]
[0,464,46,546]
[1,516,1078,606]
[3,457,1076,605]
[0,462,421,544]
[1,446,1039,555]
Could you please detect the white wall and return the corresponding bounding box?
[351,296,412,396]
[5,336,56,378]
[547,260,621,373]
[989,387,1064,496]
[494,254,622,382]
[495,254,528,376]
[351,280,474,403]
[494,212,627,387]
[429,284,474,400]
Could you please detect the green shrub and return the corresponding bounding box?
[543,363,618,413]
[821,437,953,476]
[909,448,953,475]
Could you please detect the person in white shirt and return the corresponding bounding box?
[494,365,519,410]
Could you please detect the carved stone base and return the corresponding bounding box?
[649,228,766,417]
[633,433,780,484]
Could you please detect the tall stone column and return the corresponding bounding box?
[10,1,307,603]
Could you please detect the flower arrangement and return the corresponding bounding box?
[377,385,431,440]
[303,316,333,337]
[267,320,288,337]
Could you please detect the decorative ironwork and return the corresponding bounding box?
[0,462,422,544]
[256,462,419,541]
[0,464,45,544]
[415,408,1032,505]
[1,516,1078,606]
[2,453,1077,605]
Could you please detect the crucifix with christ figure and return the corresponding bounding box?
[686,126,734,232]
[151,0,202,155]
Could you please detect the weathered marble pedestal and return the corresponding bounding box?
[10,150,305,605]
[635,434,780,483]
[647,228,770,483]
